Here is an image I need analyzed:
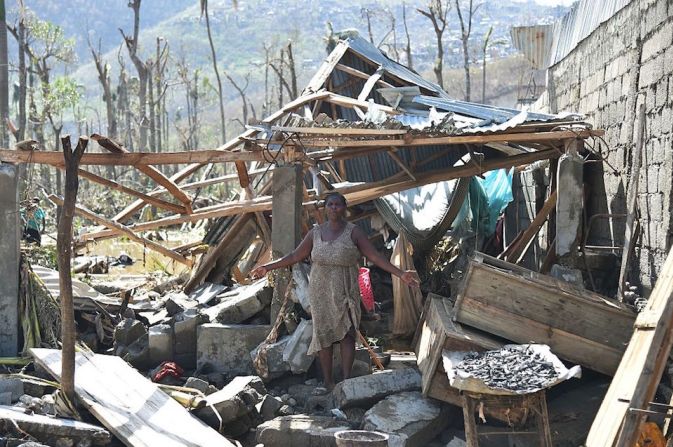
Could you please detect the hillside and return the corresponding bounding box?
[9,0,568,147]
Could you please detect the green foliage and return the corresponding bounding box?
[25,12,76,63]
[45,77,82,115]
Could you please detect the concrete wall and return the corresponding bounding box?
[532,0,673,293]
[0,164,20,356]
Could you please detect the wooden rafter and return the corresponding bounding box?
[334,63,394,89]
[78,148,561,242]
[49,194,192,267]
[75,168,187,215]
[91,134,194,213]
[0,149,263,166]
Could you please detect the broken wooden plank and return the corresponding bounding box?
[586,245,673,447]
[505,190,557,264]
[91,134,194,213]
[452,253,636,376]
[75,168,186,214]
[357,67,384,102]
[30,348,233,447]
[324,93,400,116]
[0,148,264,166]
[0,404,110,444]
[49,195,192,267]
[334,63,394,88]
[386,149,417,181]
[269,126,408,136]
[295,129,602,149]
[618,104,645,301]
[303,40,350,94]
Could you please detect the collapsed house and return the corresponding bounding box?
[0,0,671,443]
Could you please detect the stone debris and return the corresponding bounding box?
[332,368,422,409]
[362,391,448,447]
[456,346,559,392]
[255,415,351,446]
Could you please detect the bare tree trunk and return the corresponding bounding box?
[286,41,297,100]
[263,44,270,116]
[418,1,450,89]
[121,0,148,152]
[201,0,226,144]
[57,135,88,404]
[16,2,26,141]
[147,60,156,152]
[89,38,117,140]
[482,26,492,104]
[456,0,480,102]
[403,2,413,70]
[277,48,284,106]
[0,0,9,147]
[362,8,374,44]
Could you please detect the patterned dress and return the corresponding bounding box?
[306,222,362,356]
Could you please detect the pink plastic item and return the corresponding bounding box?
[358,267,375,312]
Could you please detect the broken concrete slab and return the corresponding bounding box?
[148,324,174,366]
[283,318,314,373]
[0,378,24,403]
[0,404,111,445]
[255,415,350,446]
[291,263,311,314]
[204,279,272,324]
[196,376,266,434]
[332,368,421,409]
[256,394,284,421]
[197,323,270,376]
[362,391,448,447]
[113,319,151,369]
[189,282,226,306]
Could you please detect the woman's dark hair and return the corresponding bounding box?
[324,191,347,206]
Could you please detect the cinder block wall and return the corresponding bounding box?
[532,0,673,294]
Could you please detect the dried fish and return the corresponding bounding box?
[456,345,559,393]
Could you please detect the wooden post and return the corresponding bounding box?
[56,135,88,404]
[555,138,584,264]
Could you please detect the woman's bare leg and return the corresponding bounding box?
[340,332,356,380]
[318,345,335,390]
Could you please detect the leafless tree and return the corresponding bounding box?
[481,26,492,104]
[402,2,413,70]
[88,37,117,140]
[120,0,149,151]
[418,0,450,89]
[200,0,226,144]
[455,0,482,101]
[223,70,252,128]
[361,8,375,44]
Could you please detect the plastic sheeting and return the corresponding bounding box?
[452,168,513,238]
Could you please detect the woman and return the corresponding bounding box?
[251,192,419,390]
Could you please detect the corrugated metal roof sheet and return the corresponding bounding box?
[510,24,554,70]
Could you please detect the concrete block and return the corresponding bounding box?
[196,375,265,430]
[0,378,23,402]
[256,415,350,446]
[282,319,314,373]
[113,319,146,347]
[251,335,291,379]
[291,263,311,314]
[0,164,20,357]
[206,279,271,324]
[197,323,270,376]
[148,324,173,366]
[362,391,449,447]
[332,368,421,409]
[174,309,206,369]
[256,394,284,421]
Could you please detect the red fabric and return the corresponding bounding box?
[358,267,375,312]
[152,361,184,382]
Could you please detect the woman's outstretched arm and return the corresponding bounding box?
[251,228,315,278]
[352,226,420,287]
